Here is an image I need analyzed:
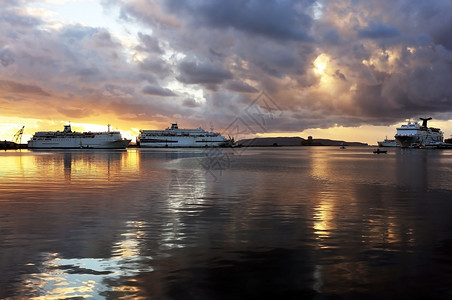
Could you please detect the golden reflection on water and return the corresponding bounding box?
[309,150,330,181]
[312,199,334,239]
[159,167,207,250]
[307,148,416,294]
[0,150,141,186]
[111,279,143,300]
[0,151,36,179]
[114,221,147,259]
[309,150,338,242]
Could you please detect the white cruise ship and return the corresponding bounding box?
[377,137,399,147]
[28,124,131,149]
[137,123,232,148]
[394,118,443,148]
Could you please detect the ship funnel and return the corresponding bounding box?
[420,117,432,128]
[64,123,72,133]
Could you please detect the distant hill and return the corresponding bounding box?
[237,137,367,147]
[238,137,304,146]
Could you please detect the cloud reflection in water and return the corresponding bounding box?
[21,219,154,299]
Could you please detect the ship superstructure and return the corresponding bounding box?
[28,124,131,149]
[137,123,231,147]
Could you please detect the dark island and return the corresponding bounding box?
[237,136,367,147]
[1,141,27,150]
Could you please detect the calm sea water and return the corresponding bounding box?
[1,147,452,299]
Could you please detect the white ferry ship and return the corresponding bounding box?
[377,137,399,147]
[137,123,232,148]
[394,118,443,148]
[28,124,131,149]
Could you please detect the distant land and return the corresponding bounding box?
[0,141,27,150]
[237,137,368,147]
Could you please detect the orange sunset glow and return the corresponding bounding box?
[2,1,452,145]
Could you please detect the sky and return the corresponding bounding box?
[2,0,452,145]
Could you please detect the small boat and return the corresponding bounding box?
[373,148,387,154]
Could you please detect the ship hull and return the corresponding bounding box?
[138,136,229,148]
[395,131,443,148]
[394,135,417,148]
[28,137,130,149]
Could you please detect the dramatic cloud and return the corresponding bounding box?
[225,81,259,93]
[1,0,452,138]
[0,80,50,97]
[357,22,400,39]
[166,0,315,42]
[142,85,177,97]
[177,60,233,87]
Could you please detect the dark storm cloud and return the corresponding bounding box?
[165,0,315,42]
[136,33,163,54]
[85,0,452,131]
[357,22,400,39]
[225,81,259,93]
[2,0,452,134]
[393,0,452,49]
[351,41,452,120]
[177,60,233,86]
[138,57,170,78]
[142,85,177,96]
[237,40,311,78]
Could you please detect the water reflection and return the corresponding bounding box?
[23,254,152,299]
[31,150,139,184]
[160,168,207,250]
[0,149,212,299]
[303,147,452,296]
[18,221,154,299]
[395,149,429,189]
[1,148,452,299]
[312,199,335,239]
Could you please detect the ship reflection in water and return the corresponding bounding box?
[1,147,452,299]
